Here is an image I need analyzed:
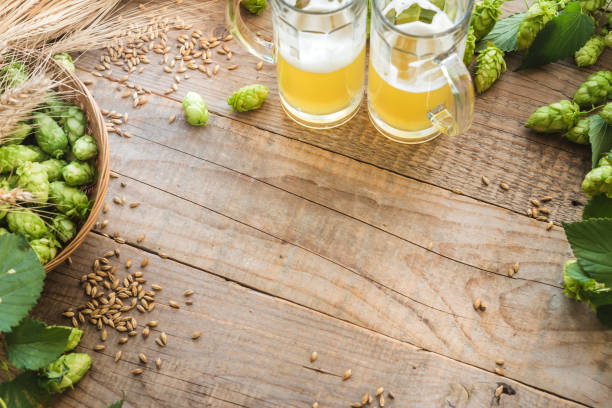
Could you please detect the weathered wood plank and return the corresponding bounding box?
[78,134,612,406]
[35,234,586,408]
[84,84,573,287]
[76,0,611,223]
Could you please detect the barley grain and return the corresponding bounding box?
[256,61,263,71]
[310,351,317,362]
[139,353,147,363]
[94,345,105,351]
[156,358,162,369]
[494,385,503,397]
[342,369,352,381]
[132,368,143,375]
[192,331,201,339]
[481,175,490,186]
[376,387,384,396]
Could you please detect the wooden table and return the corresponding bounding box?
[33,1,612,407]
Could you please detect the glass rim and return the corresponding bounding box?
[373,0,475,39]
[276,0,358,15]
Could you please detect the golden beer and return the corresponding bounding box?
[368,61,453,132]
[277,47,366,116]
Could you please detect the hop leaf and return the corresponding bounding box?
[474,42,506,93]
[5,317,73,370]
[575,34,605,67]
[227,84,269,112]
[0,234,45,332]
[573,70,612,108]
[525,100,580,132]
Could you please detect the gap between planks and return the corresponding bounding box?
[52,234,590,408]
[77,66,576,227]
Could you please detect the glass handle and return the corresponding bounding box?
[428,52,474,137]
[226,0,275,63]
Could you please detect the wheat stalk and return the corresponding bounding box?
[0,0,122,52]
[0,75,56,143]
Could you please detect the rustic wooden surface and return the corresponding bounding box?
[30,0,612,407]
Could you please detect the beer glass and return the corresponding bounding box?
[367,0,475,143]
[227,0,367,129]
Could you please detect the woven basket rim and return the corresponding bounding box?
[43,58,110,272]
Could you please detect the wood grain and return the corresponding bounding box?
[70,110,612,406]
[76,0,612,224]
[84,84,574,287]
[36,234,586,408]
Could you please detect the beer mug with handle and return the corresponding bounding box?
[368,0,475,143]
[227,0,368,129]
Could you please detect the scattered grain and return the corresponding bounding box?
[495,359,504,366]
[495,367,504,376]
[546,222,553,231]
[139,353,148,363]
[169,300,180,309]
[310,351,317,362]
[375,387,384,396]
[500,183,509,191]
[183,290,194,297]
[129,202,140,209]
[256,61,263,71]
[146,320,158,327]
[473,298,481,310]
[132,368,143,375]
[541,195,553,202]
[530,199,540,207]
[141,258,149,268]
[494,385,503,397]
[192,331,201,339]
[168,114,176,124]
[481,175,490,186]
[342,369,352,381]
[94,345,105,351]
[114,351,122,362]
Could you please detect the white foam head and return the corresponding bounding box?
[371,0,454,92]
[276,0,366,73]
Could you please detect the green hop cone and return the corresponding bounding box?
[564,117,591,144]
[606,31,612,49]
[182,91,210,126]
[7,209,49,240]
[579,0,605,11]
[62,161,96,187]
[72,135,98,161]
[17,161,50,203]
[470,0,504,41]
[40,158,67,182]
[62,106,87,146]
[241,0,267,15]
[474,42,506,94]
[525,100,580,133]
[1,62,28,88]
[0,144,48,173]
[50,214,77,243]
[53,53,75,73]
[575,35,605,67]
[3,122,32,146]
[39,353,92,394]
[516,0,561,50]
[44,91,70,118]
[29,237,58,264]
[34,112,69,158]
[0,227,8,235]
[601,102,612,125]
[227,84,269,112]
[463,26,476,67]
[573,70,612,108]
[49,181,92,219]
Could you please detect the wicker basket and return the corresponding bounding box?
[43,59,110,272]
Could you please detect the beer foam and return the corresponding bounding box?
[371,0,455,93]
[277,0,366,74]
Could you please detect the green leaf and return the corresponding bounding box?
[596,304,612,327]
[588,114,612,168]
[583,195,612,219]
[0,372,50,408]
[6,318,72,370]
[563,218,612,286]
[518,2,594,70]
[107,392,126,408]
[0,234,46,333]
[477,12,526,52]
